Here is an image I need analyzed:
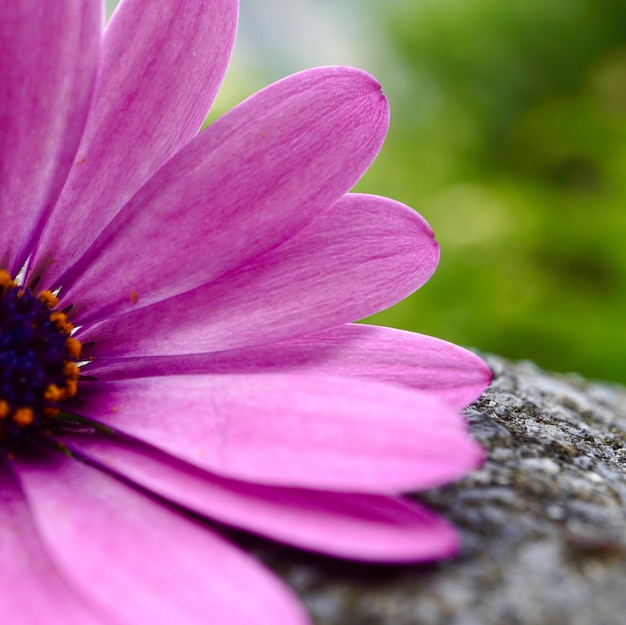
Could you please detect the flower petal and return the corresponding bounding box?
[80,194,435,357]
[0,464,109,625]
[60,432,461,562]
[86,324,491,410]
[76,374,482,493]
[0,0,100,274]
[57,67,390,323]
[13,451,310,625]
[30,0,239,288]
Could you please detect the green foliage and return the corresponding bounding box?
[359,0,626,382]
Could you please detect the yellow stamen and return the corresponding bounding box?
[44,384,66,402]
[63,362,80,399]
[65,337,82,359]
[0,270,16,289]
[13,407,34,427]
[63,361,80,379]
[39,290,59,309]
[64,379,78,398]
[49,311,74,334]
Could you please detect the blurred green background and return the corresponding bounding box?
[107,0,626,383]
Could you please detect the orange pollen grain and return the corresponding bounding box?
[13,407,34,427]
[44,384,66,403]
[0,400,10,419]
[63,361,80,378]
[64,379,78,398]
[65,337,82,359]
[49,311,74,334]
[0,269,16,289]
[39,290,59,309]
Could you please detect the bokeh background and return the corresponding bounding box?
[106,0,626,383]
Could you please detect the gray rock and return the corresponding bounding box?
[252,355,626,625]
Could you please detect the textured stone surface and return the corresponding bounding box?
[254,355,626,625]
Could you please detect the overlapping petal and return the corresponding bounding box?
[86,324,491,410]
[56,68,390,324]
[0,464,111,625]
[14,451,310,625]
[60,432,461,562]
[30,0,239,288]
[76,374,482,492]
[0,0,100,274]
[79,193,435,356]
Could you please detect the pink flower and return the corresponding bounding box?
[0,1,491,624]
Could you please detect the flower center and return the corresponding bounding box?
[0,269,82,440]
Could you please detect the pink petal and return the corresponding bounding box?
[80,194,436,357]
[30,0,239,288]
[77,374,483,493]
[13,451,310,625]
[0,0,100,274]
[86,324,491,410]
[0,465,108,625]
[60,432,461,562]
[57,67,390,323]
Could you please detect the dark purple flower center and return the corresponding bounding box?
[0,269,81,441]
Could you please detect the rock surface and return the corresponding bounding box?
[255,355,626,625]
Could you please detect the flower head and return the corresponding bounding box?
[0,1,491,623]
